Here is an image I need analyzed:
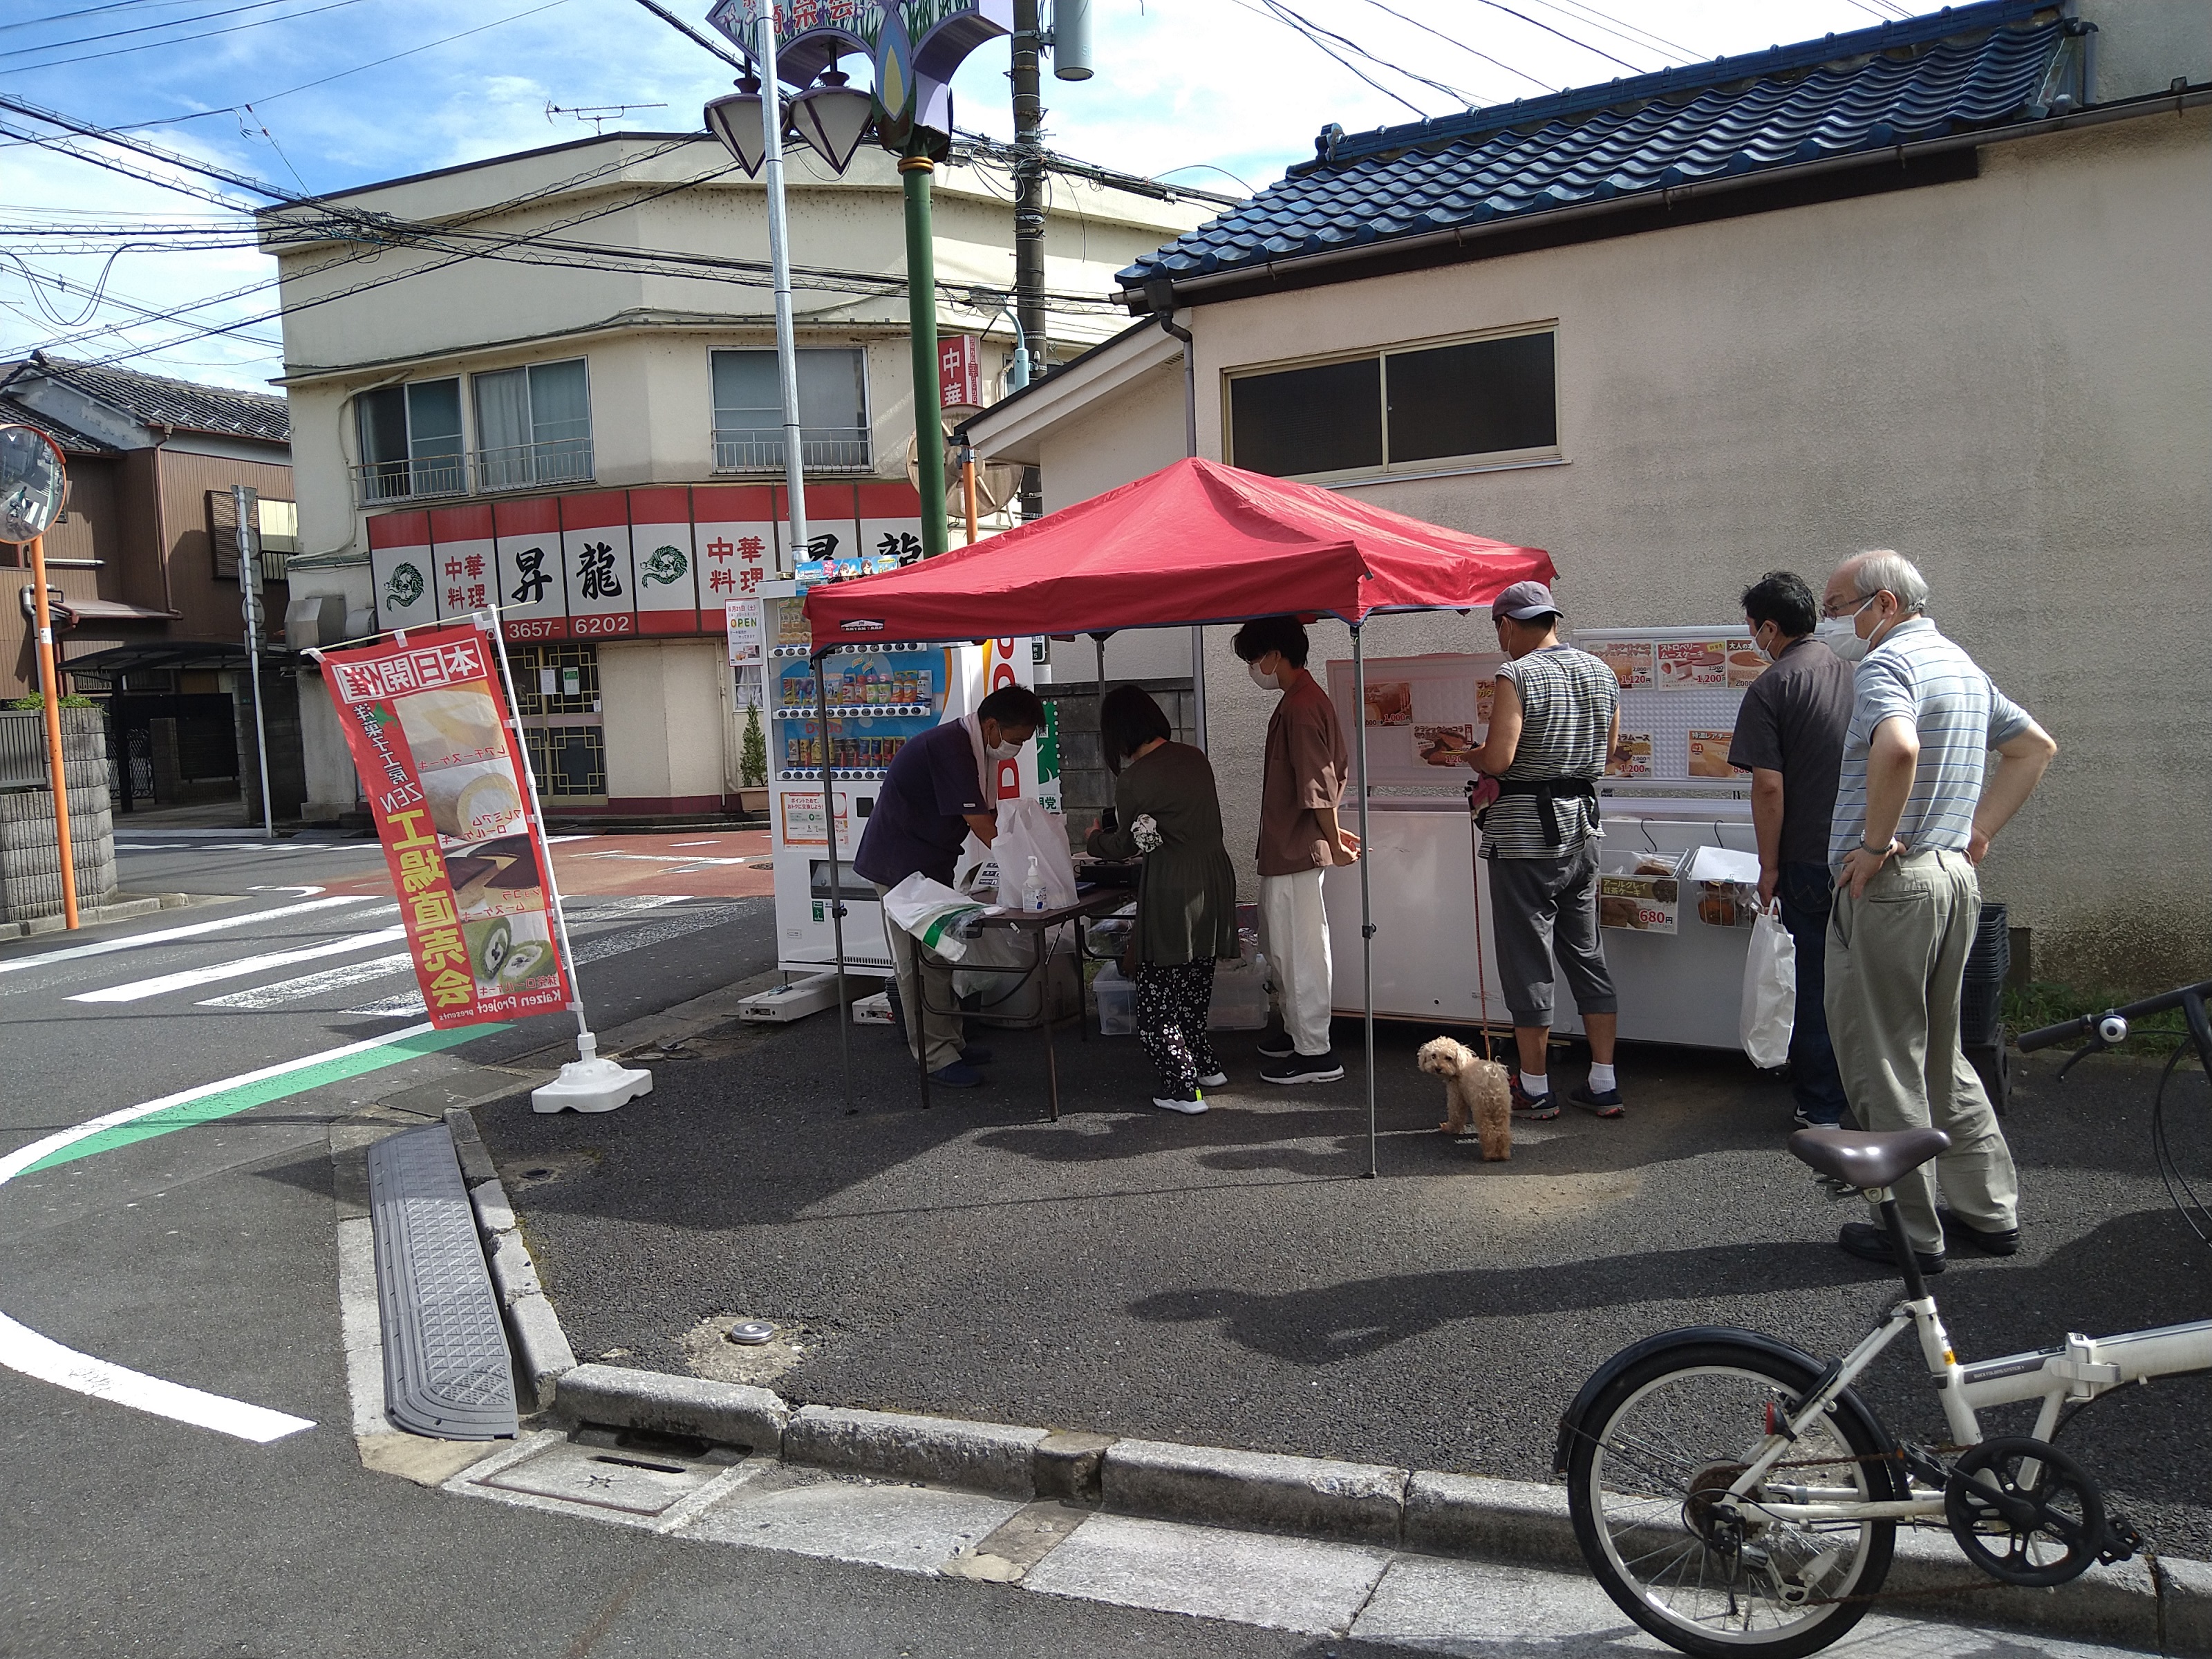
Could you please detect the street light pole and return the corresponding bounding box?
[901,142,949,561]
[753,4,809,577]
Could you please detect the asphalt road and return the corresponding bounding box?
[1,832,1388,1658]
[480,992,2212,1564]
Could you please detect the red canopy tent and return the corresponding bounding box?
[800,458,1556,1169]
[804,456,1554,642]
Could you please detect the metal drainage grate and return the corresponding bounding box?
[367,1124,517,1440]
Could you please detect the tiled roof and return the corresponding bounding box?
[19,352,290,443]
[1121,0,2075,292]
[0,391,116,456]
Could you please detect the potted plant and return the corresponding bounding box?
[738,700,769,816]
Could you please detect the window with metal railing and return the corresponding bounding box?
[711,347,870,474]
[472,358,594,492]
[353,378,465,504]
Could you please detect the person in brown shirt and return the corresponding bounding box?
[1233,615,1358,1084]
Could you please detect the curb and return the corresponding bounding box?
[449,1108,572,1410]
[0,892,185,939]
[451,1116,2209,1654]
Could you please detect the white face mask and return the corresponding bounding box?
[1816,597,1877,664]
[1248,662,1280,691]
[986,738,1022,761]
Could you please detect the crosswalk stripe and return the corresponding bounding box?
[71,924,409,1004]
[196,953,415,1011]
[194,899,687,1013]
[344,902,743,1018]
[0,895,379,978]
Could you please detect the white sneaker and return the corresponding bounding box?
[1152,1093,1208,1114]
[1197,1071,1228,1089]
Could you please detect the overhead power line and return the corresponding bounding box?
[3,0,372,73]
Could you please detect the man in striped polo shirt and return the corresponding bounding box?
[1820,551,2056,1275]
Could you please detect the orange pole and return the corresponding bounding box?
[962,449,980,546]
[26,534,79,930]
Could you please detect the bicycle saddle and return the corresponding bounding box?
[1788,1126,1951,1190]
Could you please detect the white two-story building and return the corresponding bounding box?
[261,131,1212,821]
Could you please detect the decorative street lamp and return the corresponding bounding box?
[705,0,1014,563]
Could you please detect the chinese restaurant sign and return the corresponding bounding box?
[368,482,925,644]
[321,624,574,1027]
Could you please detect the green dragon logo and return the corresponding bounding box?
[386,559,426,610]
[640,544,688,588]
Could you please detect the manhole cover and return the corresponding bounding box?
[477,1440,722,1517]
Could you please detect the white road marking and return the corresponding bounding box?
[344,902,742,1017]
[71,924,409,1004]
[0,1026,455,1442]
[196,953,413,1010]
[0,895,379,977]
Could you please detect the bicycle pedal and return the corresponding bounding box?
[2099,1513,2144,1565]
[1813,1172,1858,1201]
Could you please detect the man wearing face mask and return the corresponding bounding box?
[854,683,1046,1088]
[1819,550,2056,1274]
[1232,615,1356,1085]
[1728,570,1855,1130]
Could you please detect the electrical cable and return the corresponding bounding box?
[2,0,372,73]
[0,0,203,34]
[0,0,323,66]
[2151,1035,2211,1248]
[1349,0,1558,95]
[1518,0,1699,66]
[1258,0,1475,108]
[1463,0,1646,75]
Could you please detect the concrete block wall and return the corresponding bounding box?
[0,709,118,925]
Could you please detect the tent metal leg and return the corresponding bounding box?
[814,648,854,1114]
[1352,624,1376,1179]
[1190,626,1206,752]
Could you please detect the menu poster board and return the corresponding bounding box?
[321,624,572,1027]
[1687,729,1743,778]
[726,597,765,668]
[1593,640,1653,689]
[1415,724,1478,769]
[1363,681,1413,727]
[1606,731,1653,778]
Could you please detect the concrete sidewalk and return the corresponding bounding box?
[473,997,2212,1584]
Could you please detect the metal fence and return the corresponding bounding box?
[0,710,51,791]
[347,437,597,507]
[711,427,872,474]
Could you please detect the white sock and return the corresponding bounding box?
[1588,1062,1617,1094]
[1520,1070,1548,1098]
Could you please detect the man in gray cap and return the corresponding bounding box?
[1468,581,1625,1119]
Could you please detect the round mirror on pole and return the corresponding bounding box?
[0,424,67,544]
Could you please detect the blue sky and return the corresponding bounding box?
[1,0,1940,391]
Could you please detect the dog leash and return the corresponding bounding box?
[1466,780,1499,1065]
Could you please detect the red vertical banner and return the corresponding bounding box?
[320,624,572,1028]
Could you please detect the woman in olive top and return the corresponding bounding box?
[1086,686,1239,1114]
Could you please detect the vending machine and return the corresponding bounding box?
[747,581,1051,1016]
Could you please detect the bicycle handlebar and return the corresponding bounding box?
[2016,978,2212,1053]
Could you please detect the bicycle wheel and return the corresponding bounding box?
[1566,1336,1897,1658]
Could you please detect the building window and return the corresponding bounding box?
[509,641,606,799]
[473,358,594,492]
[711,347,870,473]
[355,378,464,502]
[1226,328,1557,482]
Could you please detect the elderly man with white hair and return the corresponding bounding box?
[1818,550,2056,1275]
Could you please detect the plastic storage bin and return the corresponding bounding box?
[1208,950,1271,1030]
[1092,964,1137,1035]
[1961,902,2009,1050]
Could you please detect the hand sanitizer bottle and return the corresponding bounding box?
[1021,855,1047,914]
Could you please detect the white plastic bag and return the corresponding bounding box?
[1739,901,1796,1070]
[880,872,984,964]
[991,798,1079,911]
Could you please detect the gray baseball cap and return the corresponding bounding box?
[1490,579,1561,622]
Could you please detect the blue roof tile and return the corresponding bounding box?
[1123,1,2073,292]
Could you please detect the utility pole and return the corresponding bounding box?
[1011,0,1047,521]
[233,483,274,838]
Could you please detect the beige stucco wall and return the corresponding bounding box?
[1058,112,2211,990]
[599,637,729,804]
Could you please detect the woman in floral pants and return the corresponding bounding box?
[1086,686,1239,1114]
